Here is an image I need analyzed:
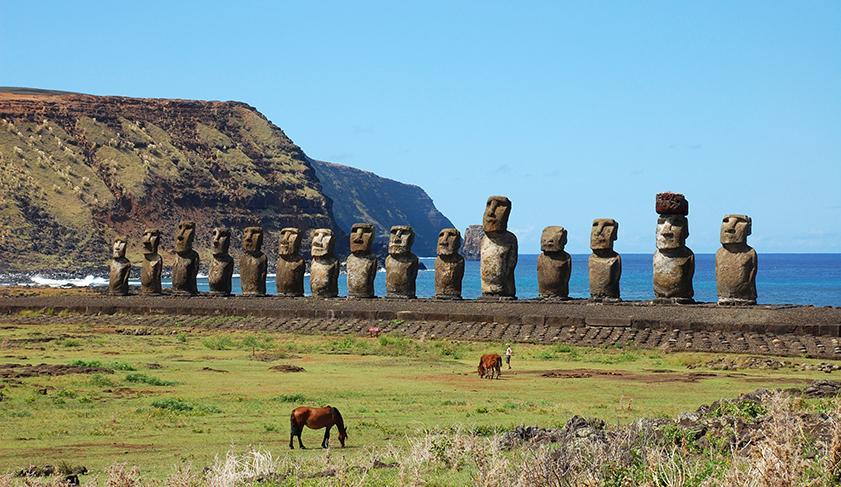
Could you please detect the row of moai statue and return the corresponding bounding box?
[109,192,757,304]
[108,221,463,299]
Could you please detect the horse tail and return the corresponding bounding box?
[290,410,299,434]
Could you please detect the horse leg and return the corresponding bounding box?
[322,426,331,448]
[297,427,306,449]
[289,418,297,449]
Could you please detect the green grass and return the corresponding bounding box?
[0,320,837,482]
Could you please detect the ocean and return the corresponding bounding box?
[16,253,838,306]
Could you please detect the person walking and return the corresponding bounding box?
[505,345,513,369]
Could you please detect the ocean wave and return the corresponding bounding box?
[30,274,108,288]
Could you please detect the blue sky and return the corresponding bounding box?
[2,1,839,253]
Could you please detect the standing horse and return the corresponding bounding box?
[478,353,502,379]
[290,405,347,449]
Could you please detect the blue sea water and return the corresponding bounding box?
[143,253,840,306]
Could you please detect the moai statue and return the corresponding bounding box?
[140,228,162,295]
[716,214,758,305]
[276,227,305,297]
[208,228,234,296]
[589,218,621,302]
[108,236,131,296]
[537,226,572,300]
[385,225,419,299]
[480,196,517,299]
[240,226,268,296]
[310,228,339,298]
[171,221,199,295]
[346,223,377,298]
[434,228,464,300]
[653,193,694,304]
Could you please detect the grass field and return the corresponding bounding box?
[0,314,838,484]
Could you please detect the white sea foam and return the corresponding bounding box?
[29,274,108,288]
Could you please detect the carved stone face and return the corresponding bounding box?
[656,215,689,250]
[141,228,160,254]
[350,223,374,254]
[541,226,567,253]
[278,227,301,256]
[437,228,461,256]
[174,221,196,253]
[311,228,335,257]
[242,227,263,253]
[211,227,230,255]
[483,196,511,233]
[112,236,127,259]
[389,225,414,255]
[721,214,751,245]
[590,219,618,251]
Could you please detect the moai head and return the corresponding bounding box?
[590,219,618,251]
[211,227,231,255]
[437,228,461,256]
[389,225,415,256]
[656,215,689,250]
[112,236,128,259]
[278,227,301,257]
[242,227,264,253]
[311,228,335,257]
[483,196,512,233]
[174,221,196,253]
[141,228,160,254]
[350,223,374,254]
[540,226,568,253]
[720,214,752,245]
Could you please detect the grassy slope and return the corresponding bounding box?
[0,316,836,482]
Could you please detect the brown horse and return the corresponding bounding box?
[478,354,502,379]
[290,405,347,449]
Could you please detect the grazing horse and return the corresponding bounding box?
[478,353,502,379]
[290,405,347,449]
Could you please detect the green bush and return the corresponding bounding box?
[125,374,176,386]
[202,336,236,350]
[276,393,308,403]
[151,398,220,414]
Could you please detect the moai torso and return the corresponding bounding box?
[653,194,694,303]
[435,228,464,299]
[347,223,377,298]
[716,214,757,305]
[480,196,517,298]
[240,227,268,296]
[140,228,162,295]
[109,237,131,296]
[589,219,621,301]
[310,228,339,298]
[276,227,305,297]
[171,221,199,295]
[386,225,418,299]
[537,226,571,299]
[208,228,233,296]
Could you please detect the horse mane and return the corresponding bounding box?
[332,406,346,433]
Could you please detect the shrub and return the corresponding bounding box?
[151,398,220,414]
[125,374,176,386]
[202,336,236,350]
[276,393,308,403]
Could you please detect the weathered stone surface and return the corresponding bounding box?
[537,226,571,300]
[462,225,484,260]
[171,221,199,295]
[653,214,694,303]
[240,227,268,296]
[656,192,689,216]
[208,228,233,296]
[385,225,418,299]
[347,223,377,298]
[717,214,758,305]
[108,236,130,296]
[139,228,162,295]
[480,196,517,299]
[589,218,621,302]
[310,228,338,298]
[276,227,305,297]
[435,228,464,299]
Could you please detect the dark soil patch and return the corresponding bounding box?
[254,351,299,362]
[538,368,720,383]
[0,363,112,378]
[201,366,229,373]
[270,364,305,373]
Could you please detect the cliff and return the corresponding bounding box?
[310,159,454,256]
[462,225,484,260]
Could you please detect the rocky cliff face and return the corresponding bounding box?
[311,159,454,256]
[0,89,346,272]
[462,225,484,260]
